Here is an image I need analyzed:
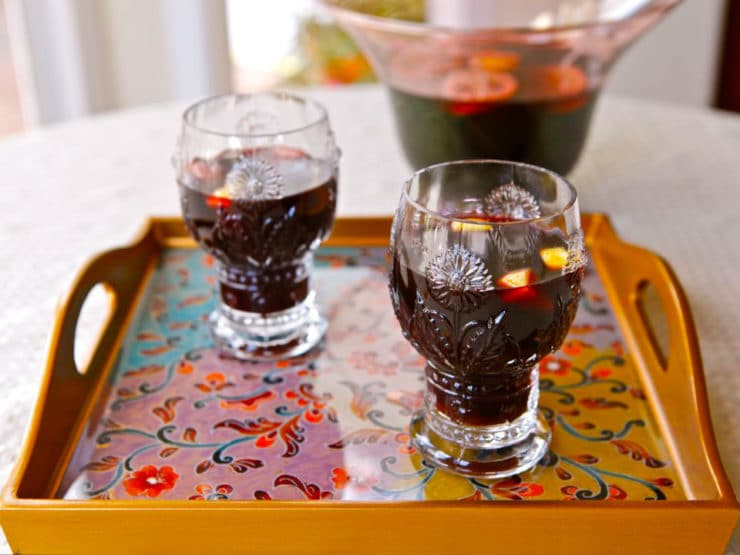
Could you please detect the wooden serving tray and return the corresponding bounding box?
[0,215,737,554]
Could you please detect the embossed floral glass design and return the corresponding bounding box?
[389,160,585,477]
[174,93,340,360]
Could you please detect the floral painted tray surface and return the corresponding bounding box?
[59,246,682,503]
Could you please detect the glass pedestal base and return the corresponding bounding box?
[409,411,551,478]
[209,294,326,361]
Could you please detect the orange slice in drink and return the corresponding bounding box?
[469,50,520,73]
[540,247,568,270]
[206,186,231,209]
[524,65,588,99]
[451,217,493,232]
[498,268,537,303]
[497,268,534,289]
[442,68,518,115]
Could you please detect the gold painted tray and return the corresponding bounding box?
[1,215,737,554]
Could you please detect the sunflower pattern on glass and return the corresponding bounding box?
[225,156,284,200]
[485,182,542,221]
[425,245,494,312]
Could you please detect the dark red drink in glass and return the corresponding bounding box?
[174,93,340,360]
[389,160,586,477]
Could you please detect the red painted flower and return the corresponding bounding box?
[329,467,378,492]
[590,367,612,379]
[395,432,416,455]
[562,340,587,356]
[123,465,179,497]
[331,467,350,489]
[255,431,277,448]
[561,485,579,500]
[608,484,627,500]
[490,476,544,500]
[195,372,234,393]
[282,385,335,425]
[177,362,194,375]
[189,483,233,501]
[304,406,324,423]
[539,355,572,376]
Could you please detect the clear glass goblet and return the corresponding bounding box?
[174,92,340,360]
[389,160,585,477]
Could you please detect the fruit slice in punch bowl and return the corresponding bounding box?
[322,0,679,174]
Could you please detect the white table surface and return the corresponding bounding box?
[0,84,738,552]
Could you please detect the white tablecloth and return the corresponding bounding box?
[0,84,737,552]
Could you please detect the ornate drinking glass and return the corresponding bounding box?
[389,160,585,477]
[174,92,340,360]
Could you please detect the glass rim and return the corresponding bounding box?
[181,91,329,139]
[402,159,578,228]
[322,0,678,37]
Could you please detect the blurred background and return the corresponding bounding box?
[0,0,737,137]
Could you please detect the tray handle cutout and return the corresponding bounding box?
[635,281,669,371]
[73,283,117,376]
[625,258,687,378]
[590,221,728,501]
[54,247,141,381]
[16,233,156,498]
